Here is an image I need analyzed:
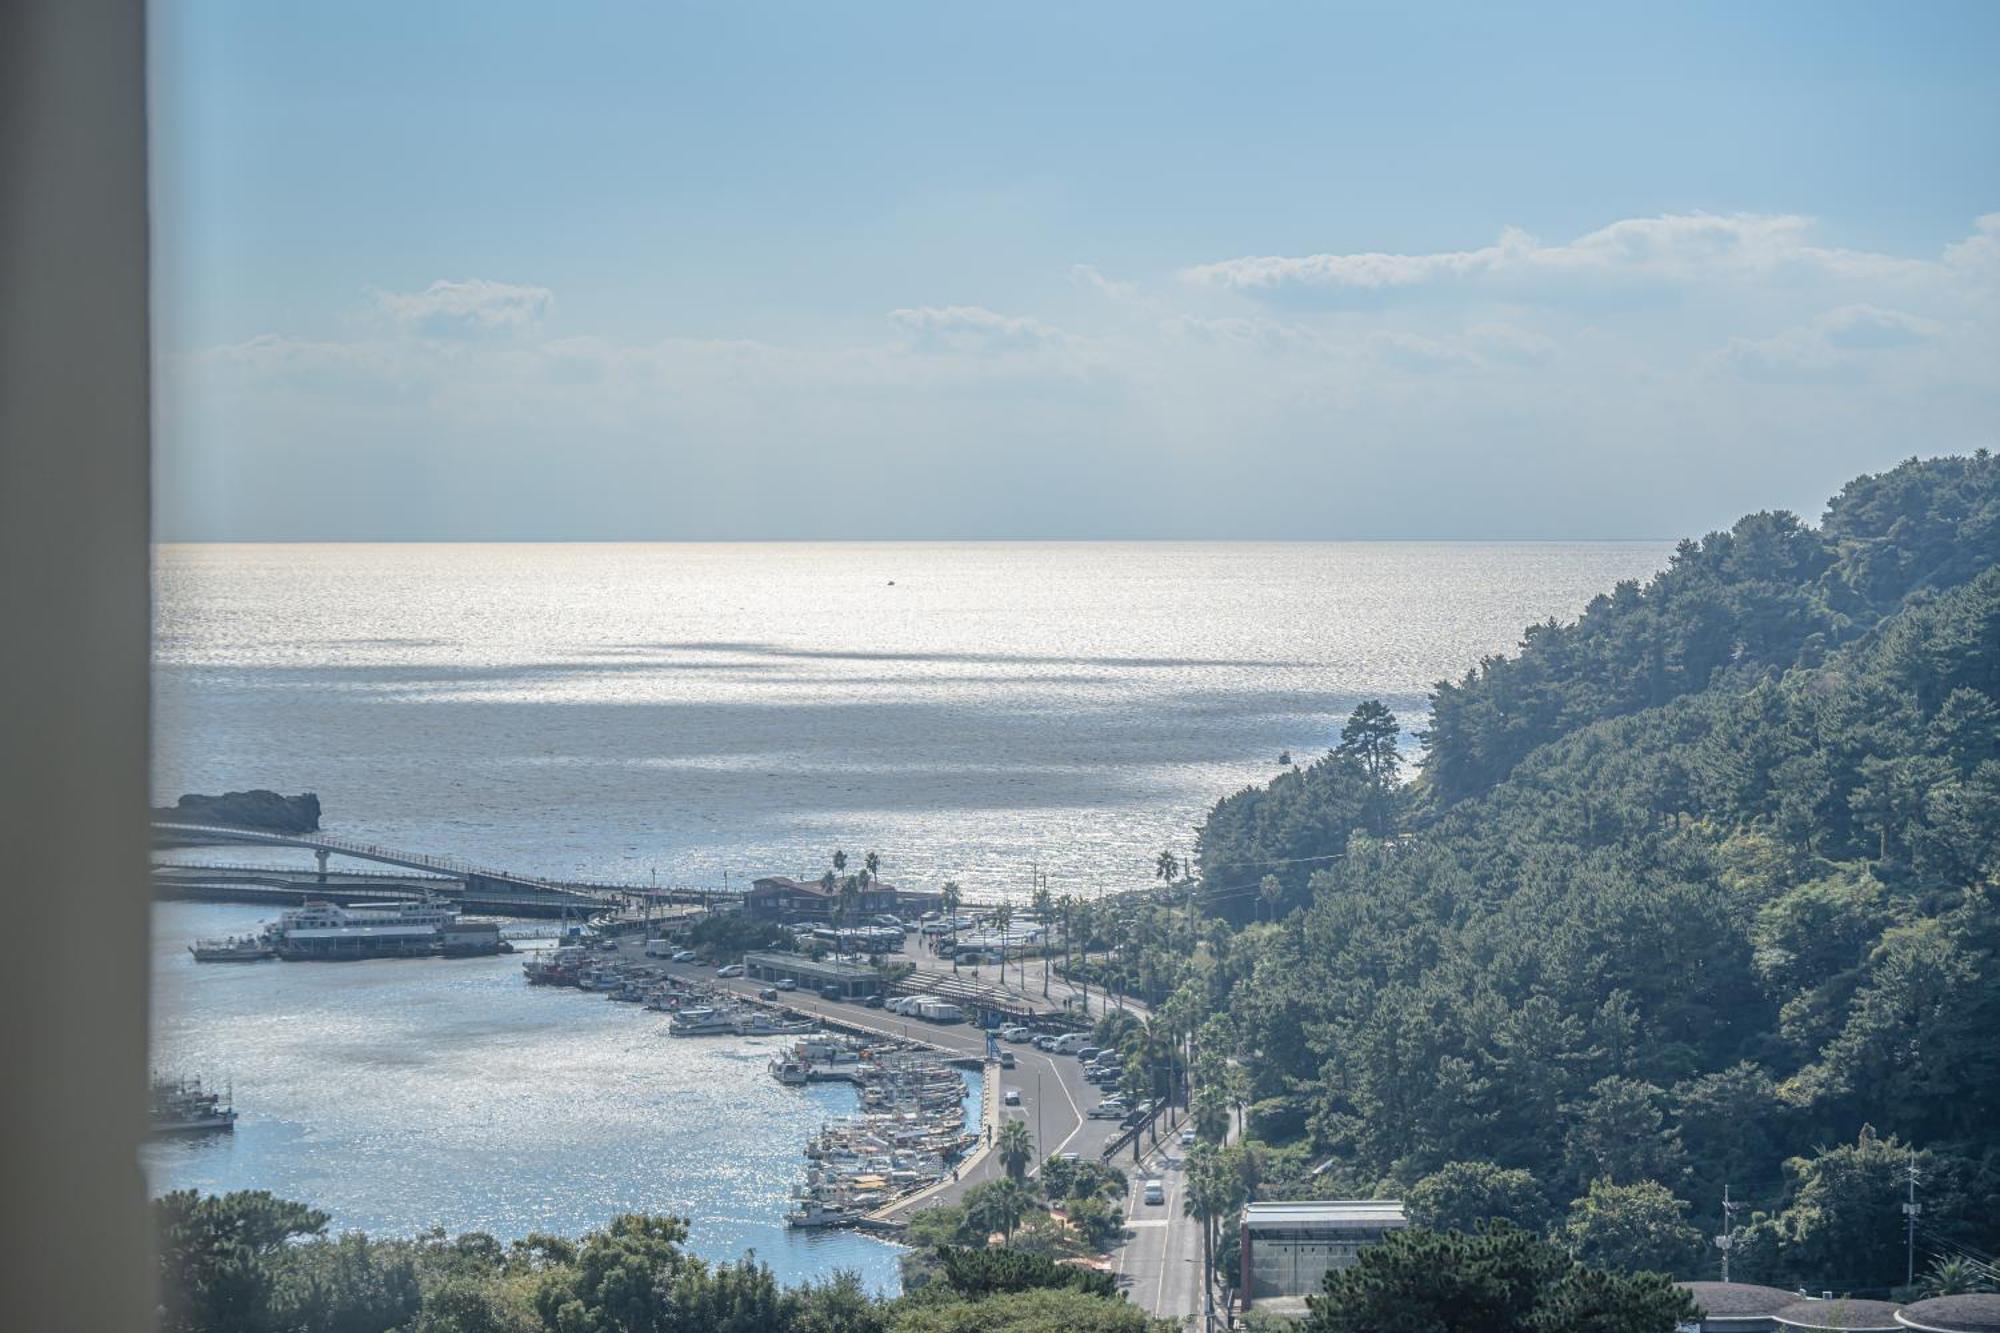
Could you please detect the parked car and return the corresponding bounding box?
[1179,1128,1196,1147]
[716,964,744,978]
[1143,1180,1165,1206]
[820,985,842,1001]
[863,993,884,1008]
[1075,1046,1100,1062]
[1122,1108,1149,1128]
[1001,1026,1033,1042]
[670,949,696,962]
[1033,1035,1059,1051]
[758,987,778,1001]
[1088,1101,1127,1120]
[775,978,797,990]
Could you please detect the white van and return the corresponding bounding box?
[1050,1033,1089,1055]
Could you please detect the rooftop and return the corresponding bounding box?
[1243,1200,1408,1230]
[1682,1282,1809,1319]
[1775,1299,1906,1332]
[743,950,879,980]
[1898,1295,2000,1333]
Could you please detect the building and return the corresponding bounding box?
[743,875,943,921]
[1773,1300,1906,1332]
[742,951,883,999]
[1239,1200,1407,1314]
[1897,1294,2000,1332]
[1679,1282,1811,1332]
[440,919,503,957]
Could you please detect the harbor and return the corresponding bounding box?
[516,943,987,1230]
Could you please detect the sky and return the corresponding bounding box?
[150,2,2000,541]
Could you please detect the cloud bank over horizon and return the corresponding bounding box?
[158,211,2000,542]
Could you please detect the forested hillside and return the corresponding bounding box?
[1163,452,2000,1297]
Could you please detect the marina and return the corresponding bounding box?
[517,943,985,1228]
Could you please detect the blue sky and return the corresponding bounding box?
[152,2,2000,540]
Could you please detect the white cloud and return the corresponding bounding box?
[372,278,554,338]
[160,214,2000,540]
[888,304,1073,352]
[1180,213,1934,303]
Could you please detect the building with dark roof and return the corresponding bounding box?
[1774,1299,1906,1332]
[742,951,882,998]
[1898,1294,2000,1333]
[743,875,942,921]
[1680,1282,1808,1331]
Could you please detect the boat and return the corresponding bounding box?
[189,935,273,962]
[667,1006,740,1036]
[267,897,459,961]
[785,1199,857,1229]
[735,1013,818,1037]
[149,1073,237,1135]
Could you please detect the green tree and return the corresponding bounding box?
[962,1179,1033,1246]
[155,1189,331,1333]
[1563,1078,1687,1189]
[997,1119,1034,1182]
[1337,700,1402,833]
[1560,1179,1705,1277]
[1304,1225,1695,1333]
[1407,1161,1550,1236]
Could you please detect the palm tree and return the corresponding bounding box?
[1184,1146,1247,1310]
[1030,882,1053,997]
[1257,873,1282,923]
[991,902,1012,983]
[837,875,860,942]
[997,1118,1033,1181]
[1919,1255,1995,1297]
[940,879,963,970]
[1154,849,1179,888]
[967,1177,1031,1245]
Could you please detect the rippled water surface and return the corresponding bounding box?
[155,542,1670,892]
[148,541,1670,1278]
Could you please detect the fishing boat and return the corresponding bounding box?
[667,1006,739,1036]
[189,935,273,962]
[149,1073,237,1134]
[785,1199,857,1229]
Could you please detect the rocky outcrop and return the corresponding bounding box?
[151,790,321,834]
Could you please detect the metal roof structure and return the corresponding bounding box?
[1242,1200,1408,1230]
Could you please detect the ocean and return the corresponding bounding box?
[146,540,1671,1286]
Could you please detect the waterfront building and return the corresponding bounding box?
[745,875,943,921]
[743,951,883,999]
[1238,1199,1407,1315]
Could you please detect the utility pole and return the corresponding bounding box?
[1715,1184,1741,1282]
[1904,1152,1923,1288]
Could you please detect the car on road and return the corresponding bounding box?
[1003,1088,1021,1106]
[775,978,796,990]
[999,1051,1015,1068]
[1179,1129,1196,1147]
[716,964,745,977]
[1143,1180,1165,1206]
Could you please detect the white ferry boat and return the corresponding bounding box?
[268,898,458,960]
